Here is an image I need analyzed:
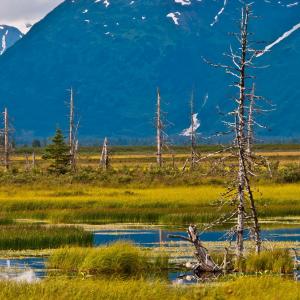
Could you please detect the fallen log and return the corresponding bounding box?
[168,224,221,273]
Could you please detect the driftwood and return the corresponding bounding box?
[168,225,221,273]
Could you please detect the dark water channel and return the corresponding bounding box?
[1,227,300,283]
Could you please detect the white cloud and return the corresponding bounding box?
[0,0,63,33]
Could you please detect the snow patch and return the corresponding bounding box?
[0,30,8,55]
[180,114,201,137]
[286,2,299,7]
[174,0,191,6]
[95,0,110,7]
[166,12,181,25]
[211,0,228,27]
[257,22,300,57]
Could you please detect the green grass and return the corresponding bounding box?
[0,225,93,250]
[0,276,298,300]
[48,241,169,277]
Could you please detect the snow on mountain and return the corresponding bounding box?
[166,12,181,25]
[0,0,298,140]
[0,25,23,55]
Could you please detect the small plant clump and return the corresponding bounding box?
[48,241,169,277]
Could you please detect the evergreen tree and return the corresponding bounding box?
[42,128,70,174]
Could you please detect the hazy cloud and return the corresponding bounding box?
[0,0,63,33]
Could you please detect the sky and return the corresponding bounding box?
[0,0,63,33]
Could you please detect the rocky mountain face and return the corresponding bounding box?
[0,0,299,142]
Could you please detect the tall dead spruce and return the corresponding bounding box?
[68,88,79,171]
[156,88,163,167]
[100,137,109,170]
[3,108,10,171]
[173,5,271,272]
[204,5,265,257]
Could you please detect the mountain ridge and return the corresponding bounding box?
[0,0,299,143]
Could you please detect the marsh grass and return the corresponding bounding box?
[48,241,169,277]
[242,249,294,274]
[0,276,298,300]
[0,225,93,250]
[0,183,298,224]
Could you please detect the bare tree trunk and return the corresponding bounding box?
[156,88,162,167]
[245,177,261,253]
[69,88,76,171]
[3,108,9,171]
[100,137,109,170]
[247,83,255,156]
[235,6,250,258]
[245,83,261,253]
[203,4,264,261]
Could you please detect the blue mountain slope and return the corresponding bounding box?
[0,0,299,141]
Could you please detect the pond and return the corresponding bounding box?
[1,226,300,283]
[93,227,300,247]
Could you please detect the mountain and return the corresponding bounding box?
[0,0,299,142]
[0,25,23,55]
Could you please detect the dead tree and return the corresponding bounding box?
[156,88,163,167]
[246,83,255,156]
[204,5,264,257]
[245,83,261,253]
[69,88,76,171]
[100,137,109,170]
[169,225,221,273]
[3,108,10,171]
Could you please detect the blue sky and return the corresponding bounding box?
[0,0,63,33]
